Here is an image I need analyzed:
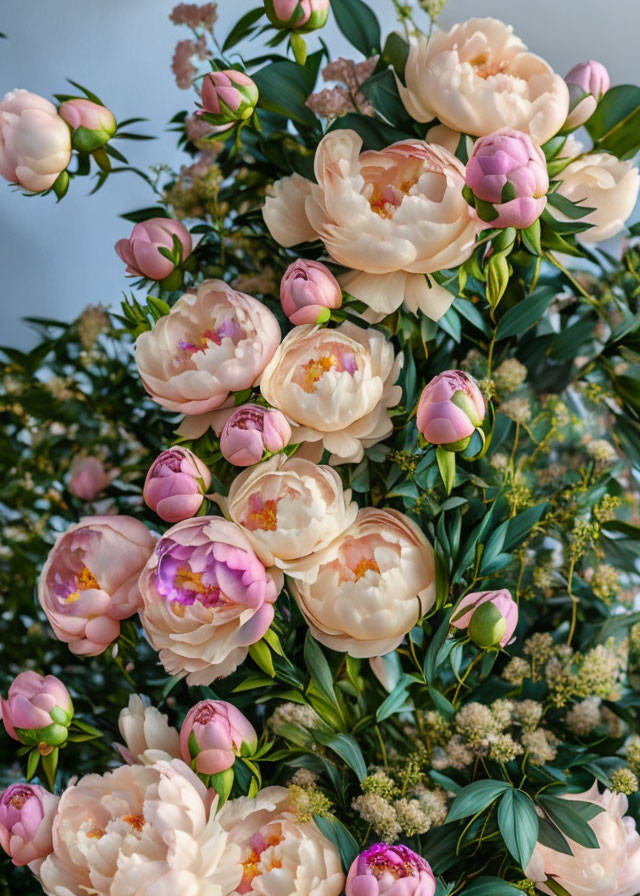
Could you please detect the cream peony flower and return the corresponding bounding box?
[217,455,358,581]
[135,279,281,420]
[116,695,181,766]
[259,322,402,463]
[290,508,436,657]
[525,782,640,896]
[397,18,569,145]
[263,129,477,319]
[217,786,344,896]
[39,760,243,896]
[556,151,640,243]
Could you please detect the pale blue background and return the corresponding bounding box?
[1,0,638,348]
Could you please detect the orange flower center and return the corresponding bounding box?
[301,355,337,392]
[352,557,381,580]
[244,498,279,532]
[468,53,507,79]
[241,834,284,887]
[122,814,145,832]
[86,826,105,840]
[66,566,101,603]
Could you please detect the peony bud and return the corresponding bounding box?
[200,71,259,126]
[58,98,117,152]
[346,843,437,896]
[68,456,111,502]
[0,783,58,870]
[451,589,518,649]
[180,699,257,782]
[0,89,71,193]
[115,217,192,282]
[417,370,486,451]
[280,259,342,325]
[264,0,330,32]
[1,672,73,748]
[565,61,611,129]
[220,404,292,467]
[144,447,211,522]
[465,128,549,229]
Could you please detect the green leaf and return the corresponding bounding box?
[223,7,264,52]
[313,731,367,780]
[503,502,549,551]
[253,59,319,128]
[537,815,573,855]
[446,779,512,822]
[313,815,360,871]
[436,446,456,496]
[249,640,276,677]
[497,790,539,868]
[586,84,640,158]
[26,748,40,781]
[330,0,381,56]
[381,31,409,79]
[304,631,338,703]
[538,796,601,848]
[546,191,595,219]
[329,112,411,150]
[495,285,556,340]
[376,674,414,721]
[462,878,525,896]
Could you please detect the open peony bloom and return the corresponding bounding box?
[58,98,117,152]
[143,446,211,522]
[68,456,112,502]
[217,455,358,581]
[139,516,281,686]
[264,0,330,32]
[565,60,610,129]
[116,694,181,767]
[525,782,640,896]
[465,128,549,229]
[417,370,486,451]
[290,508,436,657]
[397,18,569,145]
[263,130,477,319]
[218,786,345,896]
[201,70,259,126]
[556,150,640,243]
[180,699,257,779]
[38,516,156,656]
[260,322,402,464]
[115,217,193,282]
[1,671,73,748]
[39,760,244,896]
[451,589,518,648]
[280,259,343,326]
[135,279,281,421]
[0,89,71,192]
[346,843,437,896]
[0,783,58,872]
[220,404,292,467]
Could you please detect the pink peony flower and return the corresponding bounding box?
[180,699,257,778]
[0,783,58,872]
[264,0,330,32]
[68,457,112,502]
[200,71,259,125]
[139,516,281,685]
[280,259,342,325]
[451,589,518,648]
[38,516,156,656]
[465,128,549,229]
[565,61,610,129]
[346,843,437,896]
[115,217,192,281]
[57,98,117,152]
[0,89,71,192]
[220,404,292,467]
[143,446,211,522]
[1,671,73,747]
[417,370,486,450]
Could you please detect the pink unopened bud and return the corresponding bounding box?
[346,843,437,896]
[115,217,192,282]
[143,447,211,522]
[220,404,291,467]
[0,89,71,193]
[68,457,111,502]
[1,672,73,748]
[451,589,518,648]
[58,98,117,152]
[465,128,549,229]
[565,61,611,129]
[0,783,58,870]
[180,699,257,778]
[280,259,342,325]
[264,0,330,32]
[200,71,259,126]
[417,370,485,450]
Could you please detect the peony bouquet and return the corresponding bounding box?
[1,2,640,895]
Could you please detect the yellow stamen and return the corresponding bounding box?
[352,557,381,580]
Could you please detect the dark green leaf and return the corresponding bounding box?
[538,796,601,848]
[313,731,367,780]
[330,0,382,56]
[314,814,360,871]
[462,878,525,896]
[446,779,512,822]
[498,790,539,868]
[495,285,556,340]
[586,85,640,157]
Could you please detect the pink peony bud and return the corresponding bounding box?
[68,457,111,502]
[180,699,257,780]
[58,98,117,152]
[417,370,485,451]
[0,89,71,193]
[220,404,292,467]
[1,672,73,748]
[451,589,518,649]
[115,217,193,282]
[565,61,611,129]
[200,71,259,126]
[144,447,211,522]
[264,0,330,32]
[280,259,342,325]
[465,128,549,229]
[0,783,58,870]
[346,843,437,896]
